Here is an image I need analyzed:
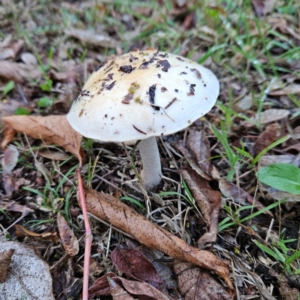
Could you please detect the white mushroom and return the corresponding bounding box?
[67,50,219,188]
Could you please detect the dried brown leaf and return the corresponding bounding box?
[174,261,234,300]
[80,185,234,291]
[2,144,19,176]
[0,61,42,83]
[269,84,300,96]
[113,276,169,300]
[111,248,163,290]
[254,123,281,155]
[0,249,14,283]
[0,201,33,214]
[57,214,79,256]
[0,40,24,60]
[251,0,275,18]
[1,115,84,165]
[107,277,134,300]
[2,144,19,195]
[219,178,270,214]
[65,28,120,48]
[88,272,115,298]
[180,168,220,248]
[14,224,59,244]
[187,129,212,176]
[38,149,71,161]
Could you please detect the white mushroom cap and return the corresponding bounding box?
[67,50,219,142]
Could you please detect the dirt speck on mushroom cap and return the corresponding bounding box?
[67,50,219,142]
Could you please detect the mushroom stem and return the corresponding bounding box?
[138,136,162,189]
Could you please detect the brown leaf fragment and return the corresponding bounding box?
[2,144,19,176]
[65,28,120,48]
[88,272,116,298]
[219,179,270,215]
[187,129,212,176]
[107,277,134,300]
[174,261,234,300]
[0,201,33,215]
[111,248,163,291]
[254,123,281,155]
[0,249,14,283]
[79,185,234,291]
[1,115,84,165]
[113,276,170,300]
[0,61,42,83]
[14,224,59,244]
[251,0,275,18]
[57,214,79,256]
[2,144,19,195]
[180,168,220,248]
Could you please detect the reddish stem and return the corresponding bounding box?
[76,168,93,300]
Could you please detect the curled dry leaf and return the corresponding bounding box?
[174,261,234,300]
[0,249,14,283]
[1,115,84,165]
[65,28,120,48]
[14,224,59,244]
[111,248,163,291]
[0,237,54,300]
[180,168,220,248]
[88,272,115,298]
[88,272,169,300]
[57,214,79,256]
[0,61,42,83]
[107,277,134,300]
[187,129,212,176]
[79,185,234,291]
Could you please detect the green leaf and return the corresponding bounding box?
[15,107,30,115]
[37,96,53,108]
[3,80,15,96]
[257,163,300,194]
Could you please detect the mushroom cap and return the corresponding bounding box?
[67,50,219,142]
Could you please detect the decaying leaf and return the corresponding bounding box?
[254,123,282,155]
[0,249,14,283]
[65,28,120,48]
[251,0,275,18]
[2,115,84,165]
[79,185,234,291]
[88,272,169,300]
[0,237,55,300]
[174,261,234,300]
[1,144,19,195]
[180,168,221,248]
[88,272,115,298]
[107,277,133,300]
[0,201,33,215]
[219,178,269,214]
[0,61,42,83]
[57,214,79,256]
[14,224,59,244]
[111,248,163,291]
[254,109,290,125]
